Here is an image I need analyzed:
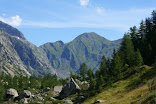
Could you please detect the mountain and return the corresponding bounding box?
[0,21,25,40]
[0,21,121,77]
[0,29,30,76]
[0,21,56,76]
[40,32,121,76]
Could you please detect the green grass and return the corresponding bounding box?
[83,65,156,104]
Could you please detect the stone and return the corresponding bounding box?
[50,97,57,101]
[94,100,106,103]
[4,88,18,101]
[78,96,85,100]
[19,90,31,100]
[43,87,50,92]
[63,100,73,104]
[54,86,63,93]
[21,98,28,103]
[38,96,44,101]
[58,78,80,99]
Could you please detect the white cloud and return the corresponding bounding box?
[80,0,89,6]
[0,15,22,27]
[96,7,105,14]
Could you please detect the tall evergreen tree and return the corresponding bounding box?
[134,49,143,66]
[96,75,105,93]
[119,34,135,67]
[139,20,146,38]
[111,52,123,80]
[87,67,94,82]
[79,63,87,81]
[99,56,107,81]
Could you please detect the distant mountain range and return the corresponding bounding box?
[0,21,122,77]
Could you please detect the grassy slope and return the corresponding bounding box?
[83,65,156,104]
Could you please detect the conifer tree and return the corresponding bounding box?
[87,67,94,82]
[99,56,107,81]
[119,34,135,67]
[111,52,123,80]
[80,63,87,81]
[134,49,143,66]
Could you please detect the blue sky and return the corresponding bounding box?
[0,0,155,46]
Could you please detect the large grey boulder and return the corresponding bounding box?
[18,90,31,100]
[4,88,18,101]
[54,86,63,93]
[58,78,80,99]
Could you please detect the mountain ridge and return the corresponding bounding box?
[0,21,121,77]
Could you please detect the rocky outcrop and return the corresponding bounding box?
[4,88,18,101]
[58,78,80,99]
[18,90,31,100]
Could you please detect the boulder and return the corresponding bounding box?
[54,86,63,93]
[18,90,31,100]
[50,97,57,101]
[63,100,73,104]
[4,88,18,101]
[94,100,106,103]
[58,78,80,99]
[21,98,28,103]
[43,87,50,92]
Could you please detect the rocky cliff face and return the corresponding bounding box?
[0,31,30,76]
[0,21,121,77]
[0,21,25,40]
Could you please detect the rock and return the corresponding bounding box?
[19,90,31,100]
[78,96,85,100]
[58,78,80,99]
[63,100,73,104]
[54,86,63,93]
[21,98,28,103]
[31,94,35,99]
[94,100,106,103]
[50,97,57,101]
[41,93,47,97]
[4,88,18,101]
[38,96,44,101]
[43,87,50,92]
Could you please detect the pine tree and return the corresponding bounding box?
[79,63,87,81]
[111,52,123,80]
[89,78,96,95]
[119,34,135,67]
[134,49,143,66]
[87,67,94,82]
[99,56,107,81]
[152,10,156,28]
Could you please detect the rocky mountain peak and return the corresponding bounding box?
[0,21,26,40]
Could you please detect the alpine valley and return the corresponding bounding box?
[0,21,121,77]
